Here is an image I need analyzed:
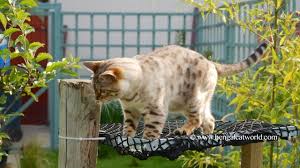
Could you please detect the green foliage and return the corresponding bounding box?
[202,48,214,61]
[21,141,56,168]
[31,145,182,168]
[175,30,186,47]
[183,0,300,167]
[180,148,241,168]
[100,100,123,124]
[97,145,182,168]
[0,0,79,157]
[180,150,225,168]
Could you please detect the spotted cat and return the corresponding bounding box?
[84,43,268,140]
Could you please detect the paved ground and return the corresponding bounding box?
[6,125,50,168]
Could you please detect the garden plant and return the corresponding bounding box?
[181,0,300,167]
[0,0,79,162]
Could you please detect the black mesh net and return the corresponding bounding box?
[99,120,299,160]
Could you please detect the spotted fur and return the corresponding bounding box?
[84,43,268,140]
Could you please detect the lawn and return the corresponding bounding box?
[20,144,182,168]
[98,145,182,168]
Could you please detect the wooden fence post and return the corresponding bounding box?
[58,79,101,168]
[241,142,263,168]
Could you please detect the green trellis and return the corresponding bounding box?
[24,0,298,148]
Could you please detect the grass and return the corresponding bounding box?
[20,144,182,168]
[20,142,58,168]
[98,145,182,168]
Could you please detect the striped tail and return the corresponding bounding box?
[214,42,268,77]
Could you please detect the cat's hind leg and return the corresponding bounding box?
[123,109,141,137]
[174,99,202,135]
[200,91,215,134]
[174,90,216,135]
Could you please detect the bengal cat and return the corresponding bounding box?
[84,43,268,140]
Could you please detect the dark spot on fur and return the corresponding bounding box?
[245,58,252,66]
[125,119,133,123]
[250,53,257,62]
[193,59,198,65]
[125,119,136,129]
[149,110,164,116]
[123,92,138,102]
[188,113,197,118]
[256,47,263,55]
[145,124,156,129]
[198,70,202,77]
[153,129,159,133]
[186,83,190,89]
[186,67,191,78]
[145,133,156,138]
[192,72,196,79]
[124,110,131,114]
[149,105,159,109]
[152,121,163,125]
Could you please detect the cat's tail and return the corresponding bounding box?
[213,42,268,77]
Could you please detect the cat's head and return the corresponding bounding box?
[83,60,141,102]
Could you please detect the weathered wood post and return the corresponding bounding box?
[241,142,263,168]
[58,79,101,168]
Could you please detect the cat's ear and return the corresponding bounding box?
[99,71,117,84]
[82,61,103,73]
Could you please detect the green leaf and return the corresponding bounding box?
[0,95,7,105]
[283,72,293,86]
[10,52,22,59]
[4,27,20,36]
[271,48,279,62]
[0,12,7,28]
[20,0,38,8]
[61,69,78,77]
[29,42,44,52]
[36,52,53,62]
[46,61,65,72]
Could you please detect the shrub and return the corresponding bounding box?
[182,0,300,167]
[0,0,79,157]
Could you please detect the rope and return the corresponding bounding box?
[59,135,106,141]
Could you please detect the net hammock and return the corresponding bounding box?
[99,120,299,160]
